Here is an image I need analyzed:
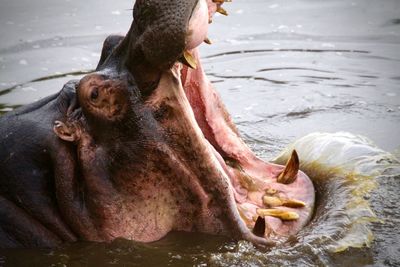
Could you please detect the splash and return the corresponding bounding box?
[209,132,398,266]
[274,132,393,252]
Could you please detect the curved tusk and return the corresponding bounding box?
[277,150,299,184]
[179,50,197,69]
[216,7,228,16]
[252,216,266,237]
[204,37,212,45]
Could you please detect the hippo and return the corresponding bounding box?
[0,0,315,248]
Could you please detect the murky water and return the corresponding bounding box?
[0,0,399,266]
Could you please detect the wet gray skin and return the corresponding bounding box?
[0,0,400,266]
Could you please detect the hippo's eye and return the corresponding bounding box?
[90,87,99,101]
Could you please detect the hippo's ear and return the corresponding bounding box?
[53,120,80,142]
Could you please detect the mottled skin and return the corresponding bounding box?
[0,82,79,247]
[0,0,315,248]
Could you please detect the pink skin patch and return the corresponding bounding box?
[187,0,209,50]
[186,0,224,49]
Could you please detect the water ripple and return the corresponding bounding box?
[204,49,370,60]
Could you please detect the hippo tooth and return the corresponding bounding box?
[257,209,300,221]
[216,7,228,16]
[263,196,306,208]
[265,188,278,195]
[252,216,266,237]
[262,196,283,207]
[180,50,197,69]
[277,150,299,184]
[204,37,212,45]
[281,199,306,208]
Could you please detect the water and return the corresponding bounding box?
[0,0,399,266]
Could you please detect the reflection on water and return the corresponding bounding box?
[0,0,399,266]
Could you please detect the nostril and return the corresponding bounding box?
[90,87,99,101]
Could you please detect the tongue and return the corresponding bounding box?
[180,49,256,163]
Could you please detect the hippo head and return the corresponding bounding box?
[53,0,315,246]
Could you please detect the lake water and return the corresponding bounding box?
[0,0,399,266]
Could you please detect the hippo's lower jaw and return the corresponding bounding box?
[140,52,316,243]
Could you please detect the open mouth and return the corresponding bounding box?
[170,0,316,240]
[92,0,316,244]
[145,51,315,242]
